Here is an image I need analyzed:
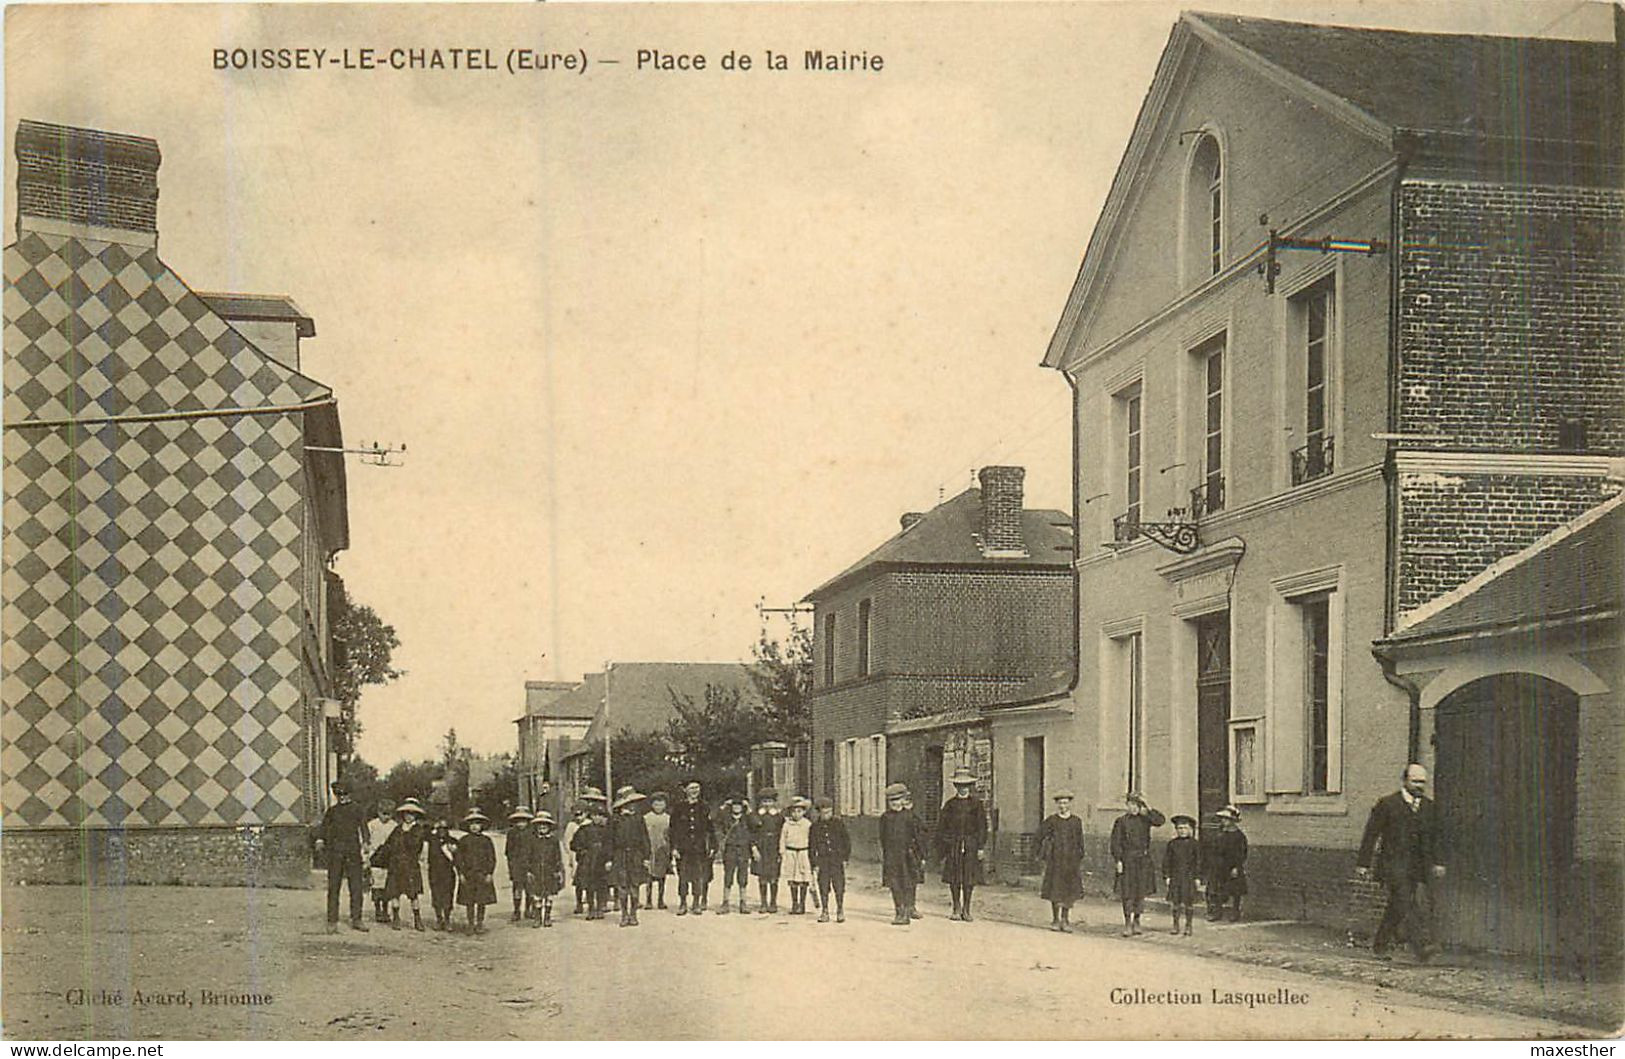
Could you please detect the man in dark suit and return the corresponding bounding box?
[315,778,371,933]
[1356,763,1446,961]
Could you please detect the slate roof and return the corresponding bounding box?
[557,663,765,755]
[1389,498,1623,644]
[1189,12,1616,149]
[804,488,1074,600]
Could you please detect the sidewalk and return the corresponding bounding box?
[840,861,1623,1032]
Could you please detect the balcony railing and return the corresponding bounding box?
[1190,476,1225,518]
[1113,510,1142,544]
[1291,435,1335,486]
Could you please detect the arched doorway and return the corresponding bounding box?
[1433,673,1579,958]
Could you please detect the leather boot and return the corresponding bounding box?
[543,905,553,927]
[413,909,424,932]
[390,907,402,930]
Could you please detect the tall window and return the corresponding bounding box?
[1208,151,1223,275]
[823,613,837,686]
[1123,383,1143,527]
[857,598,872,678]
[1293,279,1335,484]
[1304,596,1331,792]
[1124,632,1143,794]
[1194,334,1225,514]
[822,740,836,799]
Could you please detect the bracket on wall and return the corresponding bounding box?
[1110,507,1200,555]
[1257,213,1389,294]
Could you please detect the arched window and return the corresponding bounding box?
[1184,133,1224,285]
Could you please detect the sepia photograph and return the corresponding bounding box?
[1,0,1620,1042]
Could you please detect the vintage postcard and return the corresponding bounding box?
[2,0,1620,1042]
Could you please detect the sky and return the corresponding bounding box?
[5,0,1612,767]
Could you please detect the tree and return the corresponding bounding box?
[436,728,472,818]
[331,583,403,755]
[582,727,684,801]
[338,756,382,814]
[472,754,519,821]
[665,683,771,798]
[383,758,442,807]
[750,623,813,743]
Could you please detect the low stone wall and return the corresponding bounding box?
[3,826,313,888]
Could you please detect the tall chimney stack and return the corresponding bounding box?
[16,120,161,245]
[978,466,1027,557]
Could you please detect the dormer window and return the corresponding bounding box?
[1184,132,1225,286]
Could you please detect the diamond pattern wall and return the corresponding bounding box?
[3,228,328,828]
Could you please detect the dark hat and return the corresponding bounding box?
[329,778,351,794]
[1052,788,1076,801]
[884,782,909,799]
[649,790,670,802]
[813,795,834,810]
[1124,790,1146,805]
[1171,814,1198,828]
[757,788,779,801]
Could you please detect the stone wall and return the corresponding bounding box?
[3,826,312,887]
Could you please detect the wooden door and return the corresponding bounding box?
[1434,674,1578,959]
[1195,612,1231,824]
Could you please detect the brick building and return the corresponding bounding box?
[1033,15,1621,960]
[1,120,352,885]
[513,678,591,821]
[805,466,1073,856]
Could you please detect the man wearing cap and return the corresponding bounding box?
[611,788,651,927]
[879,782,925,926]
[316,778,371,933]
[938,767,988,922]
[669,779,715,915]
[1109,791,1167,936]
[1038,789,1085,932]
[505,806,536,923]
[1356,763,1445,961]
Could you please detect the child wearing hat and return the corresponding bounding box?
[938,767,988,922]
[752,789,785,914]
[426,817,459,930]
[506,806,535,923]
[1038,789,1085,932]
[779,796,814,915]
[571,796,612,920]
[382,798,429,931]
[879,783,924,926]
[527,811,566,927]
[809,795,850,923]
[454,809,498,934]
[1110,791,1167,936]
[716,797,755,914]
[643,791,673,912]
[612,788,651,927]
[1164,814,1201,936]
[1206,806,1248,922]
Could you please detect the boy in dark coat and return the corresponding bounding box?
[505,806,535,923]
[1038,789,1085,932]
[809,795,850,923]
[1163,814,1201,936]
[879,782,924,926]
[669,780,714,915]
[752,789,785,914]
[611,788,651,926]
[717,798,755,914]
[426,818,459,930]
[571,800,613,920]
[1109,791,1166,936]
[938,767,988,921]
[454,809,498,934]
[527,812,566,927]
[1206,805,1249,921]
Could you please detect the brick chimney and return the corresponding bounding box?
[16,120,161,245]
[978,466,1027,557]
[900,512,924,532]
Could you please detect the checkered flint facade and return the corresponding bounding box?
[2,120,349,882]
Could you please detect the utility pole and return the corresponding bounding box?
[602,661,613,801]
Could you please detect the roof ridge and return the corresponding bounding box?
[1395,491,1625,633]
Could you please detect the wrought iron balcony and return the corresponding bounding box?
[1113,510,1142,544]
[1291,435,1335,486]
[1190,476,1225,518]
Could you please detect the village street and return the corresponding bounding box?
[2,863,1600,1041]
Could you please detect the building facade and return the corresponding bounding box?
[1031,15,1621,958]
[805,466,1073,857]
[514,678,590,819]
[2,120,351,885]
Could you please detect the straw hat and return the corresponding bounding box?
[612,788,647,810]
[533,810,556,827]
[787,795,811,811]
[464,808,490,826]
[1216,805,1241,820]
[1051,789,1076,801]
[949,767,977,786]
[884,782,909,799]
[579,787,608,803]
[396,798,426,816]
[507,805,534,823]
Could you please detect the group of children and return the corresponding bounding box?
[350,781,1246,940]
[554,786,855,925]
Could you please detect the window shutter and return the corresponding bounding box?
[1267,600,1305,793]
